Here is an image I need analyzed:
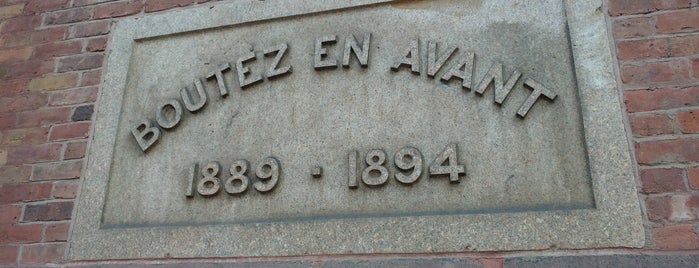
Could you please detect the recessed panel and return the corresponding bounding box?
[70,0,644,260]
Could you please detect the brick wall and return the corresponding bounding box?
[611,0,699,251]
[0,0,697,266]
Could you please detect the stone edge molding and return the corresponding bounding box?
[70,0,644,260]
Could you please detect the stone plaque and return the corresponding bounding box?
[71,0,644,260]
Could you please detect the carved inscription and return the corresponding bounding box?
[391,39,557,118]
[186,144,465,197]
[132,33,558,152]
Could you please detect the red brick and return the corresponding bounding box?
[689,167,699,190]
[0,60,54,80]
[669,35,699,57]
[33,40,83,60]
[72,20,111,38]
[629,113,675,137]
[27,73,79,92]
[621,60,691,86]
[0,27,68,48]
[0,15,41,33]
[45,7,92,25]
[694,58,699,79]
[0,245,18,265]
[0,183,52,204]
[80,69,102,86]
[0,224,43,243]
[646,196,671,221]
[653,225,699,250]
[94,0,144,19]
[64,141,87,160]
[617,38,668,61]
[0,46,33,63]
[31,160,82,181]
[49,122,90,141]
[44,222,70,242]
[48,87,98,106]
[145,0,194,13]
[640,168,685,194]
[608,0,692,16]
[678,110,699,133]
[6,143,62,165]
[0,205,21,224]
[656,9,699,34]
[24,0,70,14]
[86,36,107,52]
[0,93,47,114]
[624,86,699,112]
[22,201,73,221]
[636,138,699,165]
[0,79,29,97]
[15,107,72,128]
[20,243,65,264]
[0,114,15,130]
[0,127,48,146]
[0,165,31,185]
[53,181,78,199]
[57,53,103,72]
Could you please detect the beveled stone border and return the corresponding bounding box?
[70,0,644,260]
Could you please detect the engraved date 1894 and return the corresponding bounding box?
[348,144,465,188]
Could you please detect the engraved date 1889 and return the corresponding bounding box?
[348,144,465,188]
[185,157,280,198]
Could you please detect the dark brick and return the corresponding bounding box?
[22,201,73,222]
[72,105,94,121]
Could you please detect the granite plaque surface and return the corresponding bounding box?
[71,0,644,259]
